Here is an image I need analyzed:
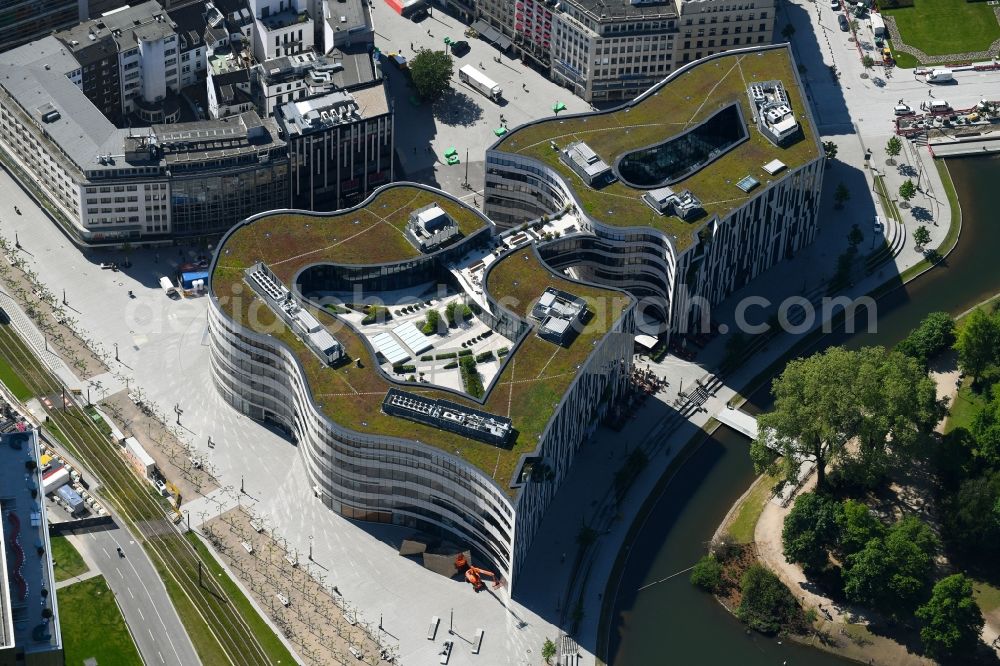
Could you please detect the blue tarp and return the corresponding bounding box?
[180,271,209,288]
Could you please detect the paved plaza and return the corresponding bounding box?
[369,1,591,207]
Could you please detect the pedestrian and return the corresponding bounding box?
[410,42,413,50]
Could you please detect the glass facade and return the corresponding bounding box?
[170,162,289,236]
[615,103,748,188]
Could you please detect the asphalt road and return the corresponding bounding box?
[60,521,201,666]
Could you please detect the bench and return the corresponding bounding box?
[472,629,483,654]
[427,616,440,641]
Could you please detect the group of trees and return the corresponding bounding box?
[895,311,955,367]
[954,307,1000,385]
[753,345,942,492]
[782,493,984,657]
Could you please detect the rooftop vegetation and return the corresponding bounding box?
[494,46,819,251]
[212,242,629,493]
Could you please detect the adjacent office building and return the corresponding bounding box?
[475,0,775,103]
[0,429,63,666]
[0,0,389,245]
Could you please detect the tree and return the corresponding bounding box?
[542,638,558,664]
[836,499,885,556]
[757,347,940,493]
[782,492,839,572]
[886,135,902,164]
[409,49,454,100]
[899,179,917,206]
[942,468,1000,562]
[912,225,931,250]
[896,311,955,367]
[851,348,942,481]
[754,347,865,490]
[971,393,1000,467]
[861,55,875,71]
[823,140,838,161]
[850,19,860,32]
[954,308,1000,383]
[847,223,863,247]
[690,554,724,593]
[843,516,937,614]
[916,574,985,660]
[736,564,802,634]
[834,181,850,209]
[781,23,796,40]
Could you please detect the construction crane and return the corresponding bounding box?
[454,554,502,592]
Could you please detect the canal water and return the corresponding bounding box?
[607,155,1000,665]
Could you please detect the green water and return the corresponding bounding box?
[607,155,1000,665]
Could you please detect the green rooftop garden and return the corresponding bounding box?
[212,234,630,493]
[214,185,486,285]
[494,46,819,251]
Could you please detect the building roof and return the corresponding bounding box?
[568,0,678,20]
[211,185,632,492]
[492,45,821,251]
[0,429,61,655]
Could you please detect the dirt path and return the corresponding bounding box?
[755,476,935,666]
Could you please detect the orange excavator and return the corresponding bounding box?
[455,554,502,592]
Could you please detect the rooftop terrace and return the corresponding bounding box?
[492,45,820,251]
[211,189,631,492]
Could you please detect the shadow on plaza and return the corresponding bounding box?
[781,1,851,130]
[432,89,485,128]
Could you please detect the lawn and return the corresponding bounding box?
[727,471,781,544]
[884,0,1000,57]
[58,576,142,666]
[973,579,1000,615]
[0,353,33,400]
[944,376,987,434]
[50,535,88,582]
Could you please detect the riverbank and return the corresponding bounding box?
[599,155,970,665]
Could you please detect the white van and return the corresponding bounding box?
[928,99,951,113]
[926,68,954,83]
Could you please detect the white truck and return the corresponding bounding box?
[459,65,502,102]
[926,68,954,83]
[159,275,178,298]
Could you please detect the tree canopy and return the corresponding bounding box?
[896,311,955,367]
[409,49,454,100]
[916,574,984,659]
[754,346,940,491]
[843,516,937,614]
[782,492,839,571]
[886,135,902,160]
[899,179,918,202]
[836,499,886,556]
[912,225,931,249]
[736,564,802,634]
[954,308,1000,383]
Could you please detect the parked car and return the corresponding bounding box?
[838,14,850,31]
[894,104,914,116]
[450,40,471,56]
[831,0,840,8]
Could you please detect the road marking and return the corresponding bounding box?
[149,628,155,640]
[118,568,124,579]
[158,651,164,664]
[128,587,134,599]
[102,547,110,558]
[137,607,144,621]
